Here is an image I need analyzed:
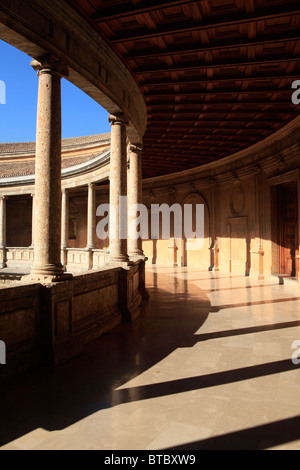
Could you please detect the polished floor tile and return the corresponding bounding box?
[0,267,300,450]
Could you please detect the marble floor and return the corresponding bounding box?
[0,266,300,450]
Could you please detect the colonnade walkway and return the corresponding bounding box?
[1,266,300,450]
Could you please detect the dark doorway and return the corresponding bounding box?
[6,195,32,247]
[278,182,299,278]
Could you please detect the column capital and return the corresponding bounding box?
[108,112,128,126]
[129,142,143,155]
[31,54,69,78]
[88,182,96,189]
[0,195,6,201]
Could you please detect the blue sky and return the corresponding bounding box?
[0,39,110,142]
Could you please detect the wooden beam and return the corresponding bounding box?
[143,89,294,97]
[147,108,295,115]
[145,123,278,131]
[92,0,197,22]
[145,99,292,106]
[110,5,300,43]
[140,73,300,87]
[135,56,300,75]
[143,134,271,142]
[147,116,285,123]
[124,32,300,61]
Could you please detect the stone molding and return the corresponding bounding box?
[0,0,147,142]
[31,54,69,78]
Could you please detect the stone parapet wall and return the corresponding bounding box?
[66,248,109,272]
[5,248,34,268]
[0,261,147,382]
[0,282,42,381]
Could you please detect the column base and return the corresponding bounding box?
[23,272,73,285]
[0,247,6,269]
[87,248,94,270]
[86,245,96,250]
[109,254,134,268]
[25,264,73,284]
[61,248,68,269]
[129,250,147,262]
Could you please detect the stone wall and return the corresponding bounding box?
[0,261,146,382]
[141,119,300,283]
[0,282,41,381]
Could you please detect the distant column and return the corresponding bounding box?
[30,55,69,281]
[0,196,6,269]
[61,188,69,269]
[109,113,129,264]
[86,183,96,270]
[86,183,96,250]
[128,143,145,259]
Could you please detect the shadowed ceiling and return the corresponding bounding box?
[67,0,300,178]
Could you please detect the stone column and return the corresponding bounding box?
[86,183,96,270]
[0,196,6,269]
[109,113,129,264]
[30,55,69,281]
[258,245,265,281]
[128,143,145,259]
[61,188,69,269]
[214,239,220,272]
[86,183,96,250]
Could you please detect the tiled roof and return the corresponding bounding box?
[0,154,106,178]
[0,133,111,156]
[0,134,111,178]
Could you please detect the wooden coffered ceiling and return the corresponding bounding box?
[67,0,300,178]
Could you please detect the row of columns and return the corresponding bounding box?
[23,54,144,281]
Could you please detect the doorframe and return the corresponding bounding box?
[268,169,300,281]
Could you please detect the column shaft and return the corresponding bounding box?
[30,56,68,279]
[61,189,69,268]
[87,183,96,249]
[109,113,129,263]
[128,143,144,258]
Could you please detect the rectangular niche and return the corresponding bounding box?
[229,216,250,276]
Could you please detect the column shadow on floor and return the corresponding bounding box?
[166,415,300,450]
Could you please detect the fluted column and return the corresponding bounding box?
[128,143,145,259]
[0,196,6,269]
[109,113,129,264]
[61,188,69,269]
[30,55,69,281]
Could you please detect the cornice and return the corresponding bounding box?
[0,149,110,188]
[143,115,300,190]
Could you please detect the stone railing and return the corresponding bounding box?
[0,259,147,382]
[5,247,34,269]
[3,247,111,273]
[66,248,109,272]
